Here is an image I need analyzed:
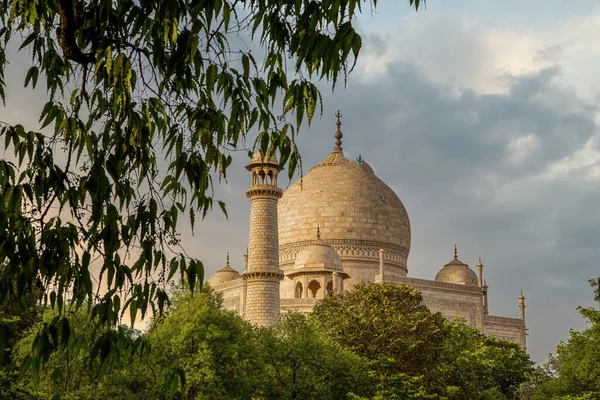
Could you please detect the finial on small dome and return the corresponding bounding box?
[454,245,458,260]
[519,289,525,300]
[226,252,230,267]
[357,154,362,164]
[334,110,343,150]
[317,224,321,240]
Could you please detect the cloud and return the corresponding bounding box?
[357,9,600,99]
[274,20,599,363]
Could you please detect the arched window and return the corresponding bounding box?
[258,169,266,184]
[295,282,303,298]
[308,280,321,298]
[267,170,274,185]
[326,280,333,294]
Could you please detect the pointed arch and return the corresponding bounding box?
[326,280,333,294]
[308,280,321,298]
[295,281,303,298]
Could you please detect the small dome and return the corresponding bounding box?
[293,242,343,273]
[207,254,242,286]
[435,249,478,286]
[251,150,278,165]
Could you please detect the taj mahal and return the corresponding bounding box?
[206,114,527,348]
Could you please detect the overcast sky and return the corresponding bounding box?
[3,0,600,364]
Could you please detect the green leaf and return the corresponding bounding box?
[242,54,250,80]
[50,291,56,309]
[218,200,227,218]
[24,66,39,88]
[130,300,137,326]
[187,260,197,294]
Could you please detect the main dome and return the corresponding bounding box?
[278,118,411,284]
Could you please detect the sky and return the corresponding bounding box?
[3,0,600,364]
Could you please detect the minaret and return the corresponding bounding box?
[519,290,527,349]
[242,150,283,326]
[519,290,526,323]
[476,257,484,288]
[482,279,489,315]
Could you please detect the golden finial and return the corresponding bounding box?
[454,245,458,260]
[483,279,488,288]
[519,289,525,300]
[334,110,343,149]
[477,257,483,266]
[226,252,230,267]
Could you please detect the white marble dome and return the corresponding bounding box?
[278,123,411,285]
[293,241,343,272]
[207,255,242,286]
[435,251,478,286]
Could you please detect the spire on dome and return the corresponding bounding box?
[454,245,458,260]
[226,252,230,267]
[334,110,343,150]
[315,111,349,166]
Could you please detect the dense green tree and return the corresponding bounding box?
[523,313,600,399]
[12,286,377,399]
[14,306,142,400]
[0,369,45,400]
[11,287,255,399]
[312,282,534,399]
[0,0,422,384]
[519,279,600,400]
[516,365,555,400]
[437,319,532,399]
[146,286,261,399]
[256,312,372,400]
[312,282,449,397]
[0,283,44,399]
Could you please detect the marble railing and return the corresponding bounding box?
[485,315,523,325]
[280,298,320,305]
[393,276,482,293]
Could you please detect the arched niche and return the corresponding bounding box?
[308,280,321,298]
[295,281,303,298]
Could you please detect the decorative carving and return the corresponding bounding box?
[484,315,524,326]
[246,186,283,198]
[280,298,320,305]
[422,297,478,327]
[242,271,284,280]
[393,276,483,293]
[279,239,408,269]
